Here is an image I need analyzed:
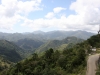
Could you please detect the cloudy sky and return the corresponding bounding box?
[0,0,100,33]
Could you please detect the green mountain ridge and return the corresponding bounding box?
[3,34,100,75]
[14,39,44,57]
[0,30,94,42]
[15,39,44,50]
[0,40,22,62]
[36,36,84,53]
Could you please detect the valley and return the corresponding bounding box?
[0,30,99,75]
[0,0,99,74]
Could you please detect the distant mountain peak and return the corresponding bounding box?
[33,30,45,34]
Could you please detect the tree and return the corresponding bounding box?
[32,53,38,60]
[45,48,54,59]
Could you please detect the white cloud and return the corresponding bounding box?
[22,0,100,33]
[0,0,42,30]
[0,0,100,33]
[17,0,42,14]
[70,0,100,25]
[45,7,66,19]
[53,7,66,13]
[45,12,54,19]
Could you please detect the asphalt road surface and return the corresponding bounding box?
[86,54,100,75]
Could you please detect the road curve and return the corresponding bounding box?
[86,54,100,75]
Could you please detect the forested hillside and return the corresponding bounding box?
[36,37,84,53]
[0,56,12,75]
[1,34,100,75]
[0,31,94,58]
[0,40,25,74]
[6,47,86,75]
[15,39,44,56]
[15,39,44,50]
[87,34,100,47]
[0,40,22,62]
[5,34,100,75]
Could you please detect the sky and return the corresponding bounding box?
[0,0,100,33]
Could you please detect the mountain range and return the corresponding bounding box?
[0,30,95,60]
[0,30,95,57]
[6,34,100,75]
[0,30,95,42]
[35,36,84,53]
[0,30,97,74]
[32,30,95,40]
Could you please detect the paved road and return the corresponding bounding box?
[86,54,100,75]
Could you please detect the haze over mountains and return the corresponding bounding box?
[0,30,95,56]
[0,30,95,42]
[31,30,95,40]
[0,30,95,61]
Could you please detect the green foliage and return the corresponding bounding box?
[2,34,99,75]
[87,34,100,48]
[6,46,86,75]
[0,40,22,62]
[15,39,44,54]
[36,37,84,53]
[12,38,44,58]
[0,56,13,75]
